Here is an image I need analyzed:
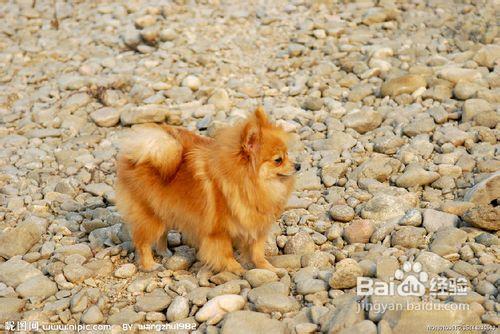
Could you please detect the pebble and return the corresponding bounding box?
[244,269,278,288]
[195,295,245,324]
[329,205,355,222]
[90,107,121,127]
[343,220,375,244]
[284,231,316,255]
[0,0,497,329]
[114,263,137,278]
[329,259,363,289]
[81,305,104,324]
[380,74,427,97]
[166,296,190,322]
[221,311,285,334]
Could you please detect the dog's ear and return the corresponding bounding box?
[241,121,260,156]
[241,107,268,156]
[254,106,269,126]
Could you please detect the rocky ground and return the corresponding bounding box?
[0,0,499,333]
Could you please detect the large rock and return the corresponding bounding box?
[429,227,467,256]
[221,311,285,334]
[325,297,364,333]
[15,275,57,299]
[422,209,460,233]
[463,171,499,206]
[0,219,44,259]
[0,258,43,287]
[383,305,481,334]
[0,298,26,323]
[462,205,500,231]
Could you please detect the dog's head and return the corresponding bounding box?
[239,107,300,181]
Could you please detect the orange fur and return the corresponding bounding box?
[115,107,297,274]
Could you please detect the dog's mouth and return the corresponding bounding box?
[277,173,294,177]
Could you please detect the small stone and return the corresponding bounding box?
[107,306,145,324]
[398,209,422,226]
[474,232,499,247]
[462,99,492,122]
[284,232,315,255]
[166,296,190,322]
[391,226,426,249]
[90,107,121,127]
[268,254,302,269]
[220,311,285,334]
[348,83,373,102]
[135,292,172,312]
[182,75,201,91]
[343,109,382,134]
[120,104,168,125]
[208,89,231,111]
[343,220,375,244]
[166,246,196,271]
[396,164,440,188]
[376,256,399,281]
[195,294,245,324]
[329,259,363,289]
[329,205,355,222]
[415,251,452,274]
[114,263,137,278]
[63,264,93,283]
[303,97,323,111]
[244,269,278,288]
[380,74,426,97]
[81,305,104,324]
[252,293,300,313]
[361,194,414,221]
[296,279,328,295]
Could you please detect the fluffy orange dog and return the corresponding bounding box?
[116,108,298,274]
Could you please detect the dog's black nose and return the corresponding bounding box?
[294,163,301,171]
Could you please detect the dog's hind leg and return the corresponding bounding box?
[155,230,172,258]
[130,208,166,272]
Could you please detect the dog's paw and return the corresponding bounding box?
[226,262,246,276]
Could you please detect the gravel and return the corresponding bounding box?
[0,0,498,332]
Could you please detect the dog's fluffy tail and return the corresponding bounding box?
[119,125,182,178]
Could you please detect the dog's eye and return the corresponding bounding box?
[274,157,283,164]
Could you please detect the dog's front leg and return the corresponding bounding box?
[249,235,280,272]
